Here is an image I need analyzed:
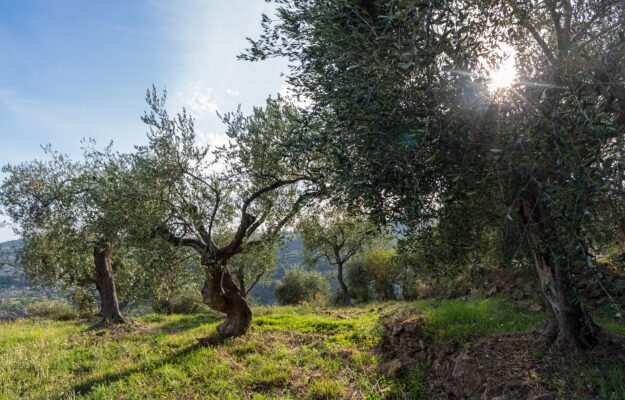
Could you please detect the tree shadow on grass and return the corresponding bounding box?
[71,342,204,397]
[157,313,223,333]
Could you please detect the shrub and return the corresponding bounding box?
[26,300,79,320]
[347,245,402,302]
[275,267,329,305]
[152,291,209,314]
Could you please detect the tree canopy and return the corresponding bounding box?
[125,88,324,337]
[245,0,625,347]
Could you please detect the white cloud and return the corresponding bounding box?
[278,84,313,110]
[196,130,228,149]
[176,81,219,117]
[172,81,229,150]
[226,88,240,96]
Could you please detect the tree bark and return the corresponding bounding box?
[519,202,599,348]
[337,262,352,306]
[93,244,125,324]
[200,265,252,337]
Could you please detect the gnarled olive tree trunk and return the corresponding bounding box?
[519,201,599,348]
[93,244,125,324]
[201,265,252,338]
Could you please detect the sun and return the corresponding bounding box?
[488,54,517,92]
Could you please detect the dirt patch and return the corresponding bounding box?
[77,319,153,344]
[378,315,625,399]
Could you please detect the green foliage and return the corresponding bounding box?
[246,0,625,330]
[0,144,147,313]
[297,207,373,269]
[274,267,330,305]
[297,207,375,305]
[25,300,80,321]
[347,240,403,302]
[129,89,322,316]
[151,290,209,315]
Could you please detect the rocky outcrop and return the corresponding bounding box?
[377,314,487,399]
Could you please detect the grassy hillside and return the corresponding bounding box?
[0,299,552,399]
[0,299,622,399]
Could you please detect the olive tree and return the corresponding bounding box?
[297,208,373,305]
[131,89,321,338]
[0,145,136,324]
[245,0,625,348]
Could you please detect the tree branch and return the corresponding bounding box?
[153,226,206,254]
[511,3,557,66]
[245,269,266,297]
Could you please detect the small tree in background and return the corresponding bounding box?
[275,267,329,305]
[297,208,373,305]
[227,238,279,300]
[347,240,402,302]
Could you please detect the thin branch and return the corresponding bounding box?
[511,3,557,66]
[225,177,310,256]
[245,270,266,297]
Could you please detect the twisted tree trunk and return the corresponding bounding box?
[93,244,125,324]
[519,202,599,348]
[201,265,252,338]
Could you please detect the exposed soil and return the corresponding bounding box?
[432,332,625,399]
[378,315,625,399]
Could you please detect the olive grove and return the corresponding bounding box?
[244,0,625,348]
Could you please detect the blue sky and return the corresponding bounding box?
[0,0,289,241]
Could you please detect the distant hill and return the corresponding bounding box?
[0,239,64,315]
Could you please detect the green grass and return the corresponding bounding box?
[0,305,391,400]
[399,297,545,342]
[575,360,625,400]
[0,298,621,399]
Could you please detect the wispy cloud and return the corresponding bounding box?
[176,81,219,117]
[172,81,228,148]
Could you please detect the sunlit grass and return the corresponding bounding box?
[0,305,391,399]
[0,300,622,399]
[400,297,544,342]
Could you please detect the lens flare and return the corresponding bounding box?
[488,56,517,92]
